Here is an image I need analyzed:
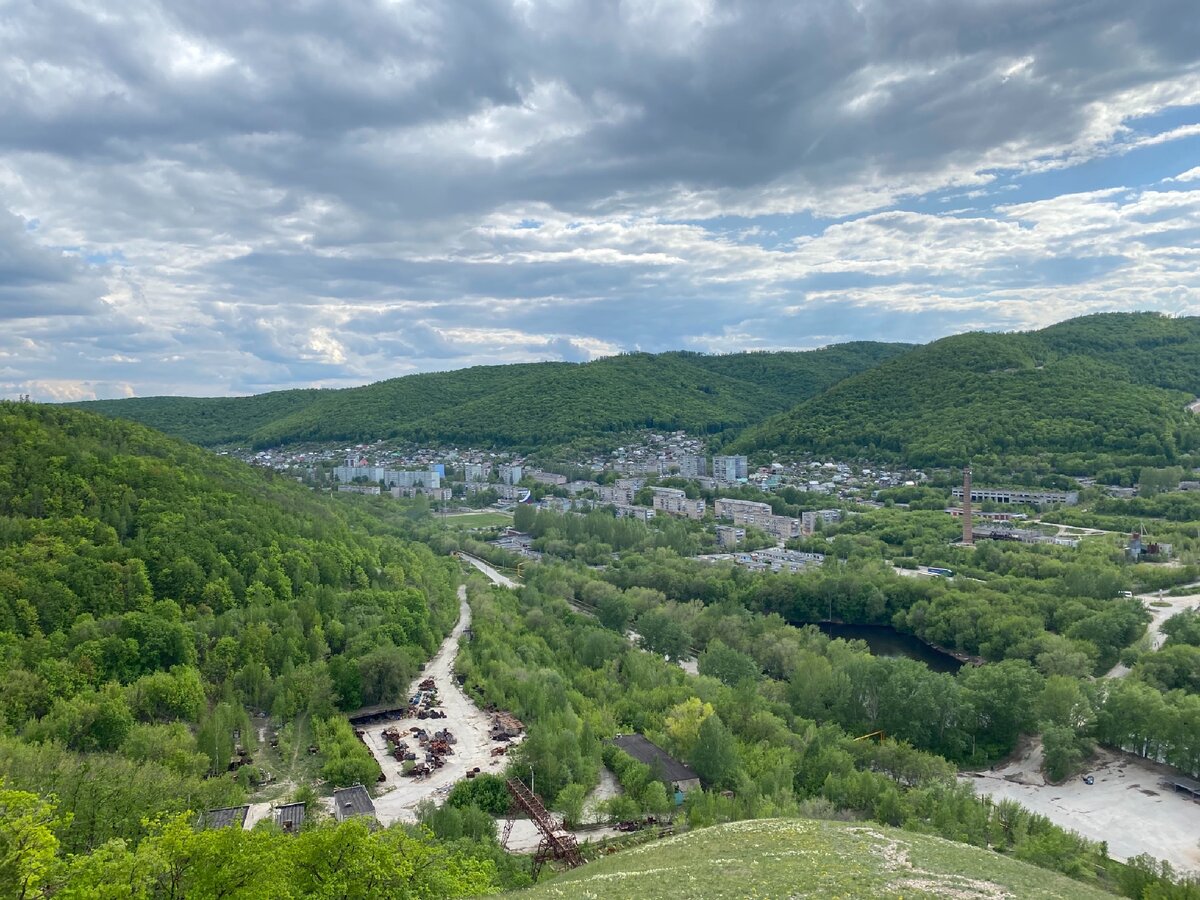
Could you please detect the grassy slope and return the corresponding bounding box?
[519,818,1114,899]
[72,343,909,449]
[735,312,1200,468]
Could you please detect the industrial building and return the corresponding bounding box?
[611,733,701,800]
[950,487,1078,507]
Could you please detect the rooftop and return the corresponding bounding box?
[201,806,249,830]
[333,784,377,819]
[611,733,699,785]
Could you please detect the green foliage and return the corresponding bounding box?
[75,344,909,450]
[313,717,380,788]
[446,773,511,816]
[736,312,1200,473]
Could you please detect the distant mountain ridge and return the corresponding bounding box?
[733,312,1200,472]
[72,343,909,449]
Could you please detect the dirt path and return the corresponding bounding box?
[459,552,520,588]
[964,742,1200,873]
[360,584,515,825]
[1106,591,1200,678]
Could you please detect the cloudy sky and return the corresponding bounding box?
[3,0,1200,400]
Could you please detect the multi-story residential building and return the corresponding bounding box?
[715,525,745,548]
[530,470,568,486]
[650,487,706,520]
[714,498,802,539]
[614,504,655,522]
[801,508,841,534]
[464,463,488,482]
[712,455,748,483]
[599,483,636,505]
[674,454,709,478]
[498,464,523,485]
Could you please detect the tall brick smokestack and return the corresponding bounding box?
[962,465,973,545]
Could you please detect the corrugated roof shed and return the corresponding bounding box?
[611,734,699,784]
[275,802,307,833]
[333,784,376,821]
[202,806,250,830]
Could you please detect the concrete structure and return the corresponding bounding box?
[530,470,567,486]
[713,455,748,483]
[611,734,701,797]
[732,547,825,573]
[650,487,706,520]
[951,487,1079,507]
[333,784,376,822]
[338,484,381,495]
[962,466,973,545]
[464,463,488,482]
[499,464,523,485]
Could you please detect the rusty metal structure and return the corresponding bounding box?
[505,777,584,878]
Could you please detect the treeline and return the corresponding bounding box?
[0,404,457,850]
[74,344,907,450]
[0,784,500,899]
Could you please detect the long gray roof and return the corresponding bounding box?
[611,734,699,784]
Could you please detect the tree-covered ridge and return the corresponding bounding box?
[734,312,1200,471]
[72,343,909,449]
[0,402,458,852]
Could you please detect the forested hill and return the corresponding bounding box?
[0,402,459,851]
[72,343,908,449]
[733,312,1200,473]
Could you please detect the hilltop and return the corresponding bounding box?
[518,818,1114,899]
[734,312,1200,472]
[72,343,907,449]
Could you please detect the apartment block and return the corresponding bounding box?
[712,455,748,483]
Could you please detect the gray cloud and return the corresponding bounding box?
[1,0,1199,399]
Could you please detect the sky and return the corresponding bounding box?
[2,0,1200,401]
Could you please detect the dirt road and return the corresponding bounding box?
[1106,591,1200,678]
[362,584,518,825]
[965,742,1200,873]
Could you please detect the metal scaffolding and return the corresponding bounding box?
[505,777,584,878]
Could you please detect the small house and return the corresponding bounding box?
[333,784,376,822]
[275,802,307,833]
[610,733,701,803]
[201,806,249,830]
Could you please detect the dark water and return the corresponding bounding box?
[816,622,963,673]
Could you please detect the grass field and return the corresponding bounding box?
[513,818,1114,899]
[440,511,513,528]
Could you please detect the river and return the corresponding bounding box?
[817,622,963,673]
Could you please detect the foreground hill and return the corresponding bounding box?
[73,343,908,449]
[734,312,1200,472]
[520,818,1114,899]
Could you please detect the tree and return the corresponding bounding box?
[554,783,587,828]
[664,698,715,758]
[0,784,61,900]
[698,639,759,686]
[689,713,740,790]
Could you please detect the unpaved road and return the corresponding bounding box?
[1106,591,1200,678]
[965,742,1200,873]
[361,584,516,825]
[459,552,520,588]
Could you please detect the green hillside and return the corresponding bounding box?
[0,401,459,854]
[72,343,908,449]
[520,818,1114,899]
[734,312,1200,472]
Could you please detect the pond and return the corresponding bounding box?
[816,622,964,673]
